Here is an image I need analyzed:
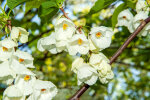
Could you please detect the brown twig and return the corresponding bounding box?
[69,17,150,100]
[7,20,11,31]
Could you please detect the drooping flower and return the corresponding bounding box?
[67,32,89,55]
[55,18,76,41]
[88,36,98,51]
[98,60,114,84]
[117,9,134,30]
[37,32,59,54]
[71,57,84,73]
[27,79,57,100]
[0,60,16,85]
[54,18,76,52]
[77,63,98,85]
[11,27,29,43]
[0,38,17,61]
[11,50,35,68]
[136,0,149,14]
[71,57,98,85]
[133,11,149,36]
[89,53,109,70]
[89,26,114,50]
[14,69,36,96]
[3,85,25,100]
[89,53,114,84]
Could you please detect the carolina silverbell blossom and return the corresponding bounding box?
[0,38,17,62]
[27,80,58,100]
[98,60,114,84]
[55,18,76,52]
[71,57,98,85]
[89,53,114,84]
[37,32,59,54]
[11,50,35,68]
[133,11,149,36]
[117,9,134,32]
[55,18,76,41]
[71,57,84,73]
[11,27,29,43]
[67,32,89,55]
[14,69,36,96]
[89,26,114,50]
[89,53,109,70]
[136,0,149,15]
[3,85,25,100]
[0,60,16,85]
[77,63,98,85]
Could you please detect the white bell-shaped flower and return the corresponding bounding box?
[55,39,69,52]
[0,38,17,61]
[88,36,99,52]
[11,50,34,68]
[27,79,57,100]
[89,26,114,50]
[67,33,89,55]
[98,60,114,84]
[117,9,134,27]
[37,32,59,54]
[133,11,149,36]
[54,18,76,41]
[89,53,109,70]
[14,69,36,96]
[3,85,25,100]
[71,57,84,73]
[77,63,98,85]
[0,60,16,85]
[11,27,29,43]
[136,0,149,14]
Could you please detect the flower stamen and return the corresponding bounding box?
[96,32,102,38]
[2,47,8,51]
[19,58,24,62]
[78,38,83,45]
[41,89,46,92]
[122,16,126,19]
[24,75,30,81]
[63,24,68,30]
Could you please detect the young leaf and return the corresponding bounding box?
[25,0,44,14]
[111,3,126,28]
[38,1,58,16]
[89,0,116,14]
[7,0,28,9]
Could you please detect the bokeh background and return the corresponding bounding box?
[0,0,150,100]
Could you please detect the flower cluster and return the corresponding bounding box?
[0,27,57,100]
[117,0,150,36]
[38,17,114,86]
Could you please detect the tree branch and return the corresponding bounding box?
[69,17,150,100]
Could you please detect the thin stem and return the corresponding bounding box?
[69,17,150,100]
[7,20,11,31]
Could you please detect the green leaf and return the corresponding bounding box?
[38,1,58,16]
[111,3,126,28]
[89,0,116,14]
[126,0,136,9]
[40,8,59,23]
[56,0,65,7]
[7,0,28,9]
[25,0,45,14]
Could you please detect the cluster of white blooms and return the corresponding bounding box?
[117,0,150,36]
[0,27,57,100]
[72,53,114,85]
[38,17,114,86]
